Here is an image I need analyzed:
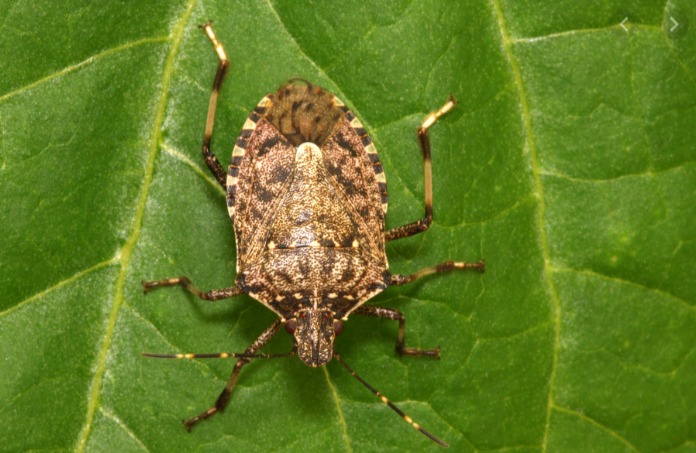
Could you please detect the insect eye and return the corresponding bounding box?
[299,312,307,319]
[333,320,343,335]
[285,319,297,334]
[324,312,330,320]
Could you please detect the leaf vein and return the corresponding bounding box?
[510,23,663,45]
[161,143,225,196]
[552,266,696,313]
[539,160,696,183]
[488,2,562,453]
[127,303,226,379]
[0,256,119,318]
[98,406,151,452]
[553,404,641,452]
[323,367,353,453]
[0,36,169,104]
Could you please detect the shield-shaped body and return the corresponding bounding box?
[226,82,390,365]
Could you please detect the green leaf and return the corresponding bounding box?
[2,1,695,452]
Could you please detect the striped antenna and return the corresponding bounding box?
[333,352,449,448]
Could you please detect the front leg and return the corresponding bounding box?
[182,319,284,430]
[143,320,286,430]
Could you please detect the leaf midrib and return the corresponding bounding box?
[73,1,199,450]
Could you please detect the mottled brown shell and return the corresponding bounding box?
[265,80,344,147]
[225,81,390,321]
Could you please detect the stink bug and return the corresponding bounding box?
[142,22,484,448]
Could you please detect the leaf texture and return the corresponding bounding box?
[1,1,695,452]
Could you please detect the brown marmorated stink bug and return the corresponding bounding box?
[142,22,484,448]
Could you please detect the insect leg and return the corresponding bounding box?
[353,305,440,358]
[200,21,230,188]
[385,96,456,242]
[142,276,243,301]
[389,260,485,287]
[333,352,448,447]
[143,351,292,360]
[181,319,285,430]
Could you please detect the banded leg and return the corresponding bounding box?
[333,352,448,447]
[142,276,243,301]
[353,305,440,357]
[182,319,284,430]
[200,21,230,188]
[385,96,457,242]
[390,260,485,287]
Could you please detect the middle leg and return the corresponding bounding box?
[353,305,440,358]
[389,260,485,287]
[360,260,484,357]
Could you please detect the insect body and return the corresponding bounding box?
[232,82,392,368]
[143,22,484,448]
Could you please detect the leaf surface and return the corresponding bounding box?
[1,1,695,452]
